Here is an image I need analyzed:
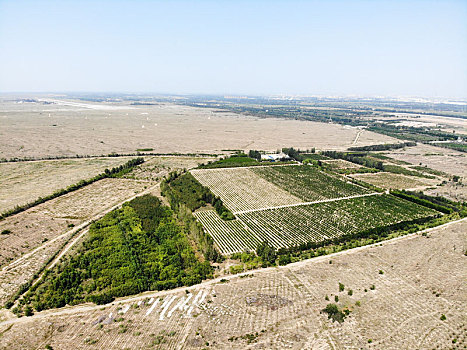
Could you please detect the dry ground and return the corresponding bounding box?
[351,172,440,190]
[387,144,466,178]
[0,157,136,213]
[0,99,395,159]
[425,182,467,202]
[321,159,363,169]
[0,220,464,350]
[123,156,217,181]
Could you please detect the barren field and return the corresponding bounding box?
[0,99,396,159]
[322,159,363,169]
[352,172,440,190]
[0,219,464,350]
[387,144,467,178]
[0,178,148,267]
[0,157,136,213]
[425,182,467,202]
[125,156,216,181]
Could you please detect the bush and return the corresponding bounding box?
[321,303,348,323]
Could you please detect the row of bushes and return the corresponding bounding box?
[161,171,234,220]
[390,190,467,216]
[348,141,417,152]
[0,152,218,163]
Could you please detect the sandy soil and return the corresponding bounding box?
[387,144,467,178]
[425,182,467,202]
[0,99,395,159]
[0,219,464,349]
[0,157,136,213]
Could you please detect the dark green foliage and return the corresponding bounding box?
[282,147,302,161]
[248,150,262,160]
[440,314,446,321]
[348,142,416,152]
[25,195,212,311]
[390,190,466,215]
[161,172,234,220]
[322,303,348,323]
[339,283,345,292]
[1,229,11,235]
[23,306,33,316]
[278,254,291,266]
[0,157,144,220]
[256,241,277,267]
[322,150,384,170]
[198,154,259,169]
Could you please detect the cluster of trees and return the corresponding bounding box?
[321,151,384,170]
[248,150,262,160]
[161,171,226,262]
[0,158,144,220]
[348,141,416,152]
[198,153,259,169]
[161,172,234,220]
[23,195,212,311]
[390,190,466,216]
[321,303,350,323]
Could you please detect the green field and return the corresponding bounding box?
[251,165,371,202]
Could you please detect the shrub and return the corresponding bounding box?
[321,303,348,323]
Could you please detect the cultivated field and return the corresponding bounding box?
[192,165,439,254]
[0,157,137,213]
[251,165,371,203]
[191,167,302,213]
[1,219,464,349]
[0,98,396,159]
[351,172,440,190]
[197,195,438,254]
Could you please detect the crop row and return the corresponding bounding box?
[195,195,438,253]
[251,165,371,202]
[194,210,259,255]
[191,168,302,213]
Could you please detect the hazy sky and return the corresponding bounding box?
[0,0,466,98]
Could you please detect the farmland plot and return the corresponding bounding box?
[251,165,371,202]
[236,194,438,249]
[194,210,260,254]
[191,167,302,213]
[352,172,439,190]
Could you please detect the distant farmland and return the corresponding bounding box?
[193,165,439,255]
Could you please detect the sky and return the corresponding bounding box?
[0,0,466,98]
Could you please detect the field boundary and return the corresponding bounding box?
[191,162,299,172]
[233,192,381,214]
